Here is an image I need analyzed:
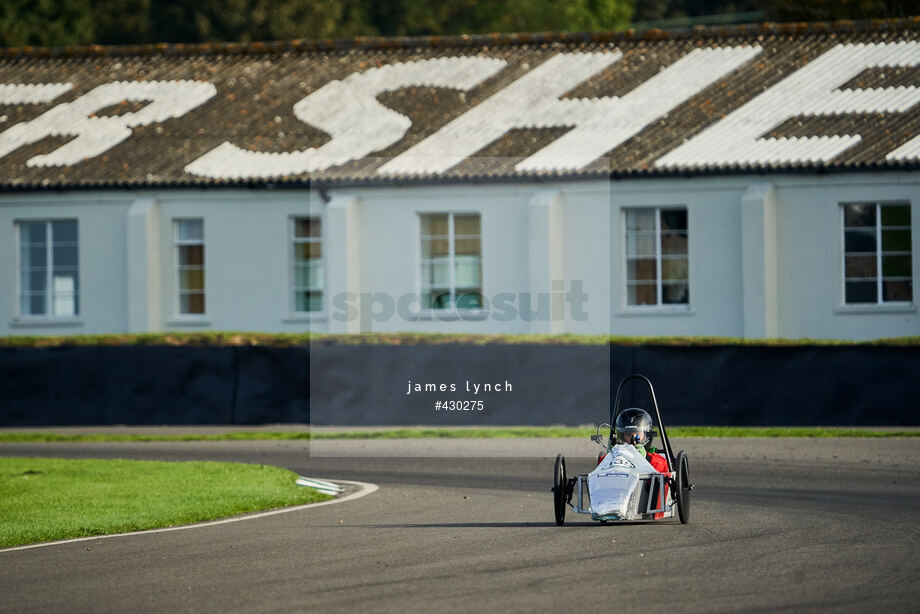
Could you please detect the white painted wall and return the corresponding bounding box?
[559,185,612,336]
[1,172,917,340]
[0,193,131,336]
[348,183,534,334]
[609,172,920,340]
[323,181,612,335]
[772,174,920,340]
[610,177,747,337]
[153,189,317,333]
[0,189,318,337]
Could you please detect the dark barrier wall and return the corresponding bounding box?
[311,344,920,426]
[0,346,309,426]
[0,344,917,426]
[309,344,611,426]
[621,345,918,426]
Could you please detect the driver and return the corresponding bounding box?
[616,407,670,518]
[615,407,669,474]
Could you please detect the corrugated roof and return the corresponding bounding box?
[1,18,920,190]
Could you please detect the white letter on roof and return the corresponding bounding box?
[655,42,920,169]
[378,47,761,176]
[0,82,72,105]
[184,57,508,180]
[0,80,216,166]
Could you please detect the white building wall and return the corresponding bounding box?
[559,186,612,336]
[153,189,317,334]
[324,193,361,334]
[0,193,131,336]
[609,172,920,340]
[1,173,918,340]
[346,183,533,334]
[126,198,160,332]
[610,177,747,337]
[0,189,318,337]
[320,181,613,335]
[772,174,920,340]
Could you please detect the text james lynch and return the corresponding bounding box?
[407,380,512,395]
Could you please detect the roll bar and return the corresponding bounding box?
[610,374,674,473]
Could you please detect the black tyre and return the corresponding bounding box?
[553,453,567,526]
[675,451,691,524]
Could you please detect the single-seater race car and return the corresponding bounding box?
[552,374,693,526]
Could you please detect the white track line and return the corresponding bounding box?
[0,479,378,554]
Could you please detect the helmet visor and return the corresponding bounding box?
[616,426,649,446]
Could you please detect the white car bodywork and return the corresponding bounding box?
[584,444,673,521]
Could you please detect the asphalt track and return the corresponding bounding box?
[1,437,918,613]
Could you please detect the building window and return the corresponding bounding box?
[843,203,913,304]
[293,217,322,312]
[625,208,689,306]
[175,219,205,315]
[18,220,79,317]
[420,213,482,310]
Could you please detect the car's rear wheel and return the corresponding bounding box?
[553,453,567,526]
[675,451,691,524]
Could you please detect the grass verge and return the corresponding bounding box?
[1,331,918,347]
[0,457,331,548]
[308,426,920,439]
[0,426,917,444]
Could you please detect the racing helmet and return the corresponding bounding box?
[615,408,657,447]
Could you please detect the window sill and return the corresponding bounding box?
[166,317,212,327]
[9,317,84,329]
[616,307,694,317]
[835,304,917,315]
[282,313,326,324]
[408,309,491,321]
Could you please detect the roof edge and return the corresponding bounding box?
[2,16,920,59]
[2,163,918,194]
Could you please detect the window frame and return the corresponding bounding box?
[622,206,690,311]
[415,211,485,317]
[15,219,80,320]
[840,201,913,307]
[173,218,206,317]
[292,216,324,315]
